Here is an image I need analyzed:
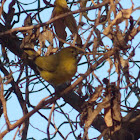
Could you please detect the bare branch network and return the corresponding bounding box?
[0,0,140,140]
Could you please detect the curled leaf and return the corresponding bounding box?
[51,0,82,47]
[38,27,53,48]
[103,2,134,35]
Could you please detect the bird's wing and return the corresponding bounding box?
[35,54,59,72]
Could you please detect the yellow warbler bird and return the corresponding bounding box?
[51,0,82,48]
[24,47,78,86]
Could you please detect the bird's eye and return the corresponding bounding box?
[71,50,74,53]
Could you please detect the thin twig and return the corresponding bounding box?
[0,76,11,130]
[47,103,55,140]
[0,0,110,36]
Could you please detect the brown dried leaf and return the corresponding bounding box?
[88,85,103,103]
[84,95,110,129]
[22,14,33,37]
[20,27,40,49]
[107,58,113,74]
[104,84,121,130]
[53,19,67,48]
[113,31,129,50]
[80,102,91,127]
[99,15,107,24]
[51,0,82,47]
[104,106,113,127]
[112,92,121,123]
[45,45,54,56]
[103,3,134,35]
[121,58,130,85]
[38,28,53,48]
[120,57,129,68]
[24,14,32,27]
[64,10,82,45]
[115,57,130,85]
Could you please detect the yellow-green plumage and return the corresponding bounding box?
[25,47,78,86]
